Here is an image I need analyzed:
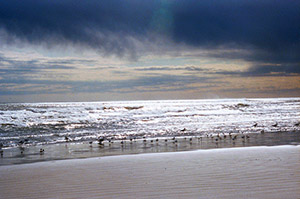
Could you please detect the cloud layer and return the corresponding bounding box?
[1,0,299,61]
[0,0,299,101]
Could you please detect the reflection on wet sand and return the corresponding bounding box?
[1,131,299,165]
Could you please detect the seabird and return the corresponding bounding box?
[40,148,44,155]
[180,128,187,132]
[232,135,237,140]
[253,123,258,127]
[98,137,105,145]
[18,140,24,145]
[272,123,278,127]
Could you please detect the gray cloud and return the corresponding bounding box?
[0,73,219,96]
[135,66,206,72]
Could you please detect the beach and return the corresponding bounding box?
[1,145,299,199]
[1,98,300,198]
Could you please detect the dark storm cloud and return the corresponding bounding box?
[0,0,158,59]
[0,0,299,76]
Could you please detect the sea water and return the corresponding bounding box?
[0,98,299,165]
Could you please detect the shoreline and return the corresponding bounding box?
[1,131,300,166]
[1,145,299,199]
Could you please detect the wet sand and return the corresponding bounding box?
[0,145,299,199]
[1,131,300,165]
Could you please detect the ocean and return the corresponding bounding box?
[0,98,299,165]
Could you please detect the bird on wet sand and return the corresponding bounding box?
[98,136,105,144]
[232,135,237,140]
[40,148,44,155]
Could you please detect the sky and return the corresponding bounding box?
[0,0,299,103]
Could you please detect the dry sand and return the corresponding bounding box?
[0,145,300,199]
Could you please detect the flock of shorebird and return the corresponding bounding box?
[0,121,299,158]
